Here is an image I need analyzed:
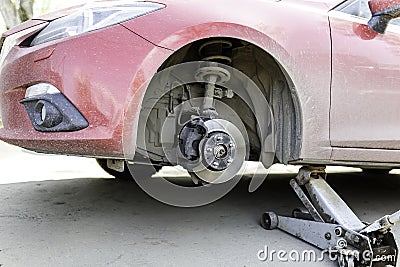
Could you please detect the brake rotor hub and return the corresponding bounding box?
[202,132,235,171]
[177,118,246,184]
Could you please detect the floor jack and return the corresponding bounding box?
[261,166,400,267]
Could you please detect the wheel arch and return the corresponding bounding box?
[124,25,303,164]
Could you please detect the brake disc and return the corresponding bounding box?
[189,119,246,184]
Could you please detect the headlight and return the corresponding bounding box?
[0,24,46,68]
[31,1,165,46]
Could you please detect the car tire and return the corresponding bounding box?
[96,159,134,181]
[96,158,162,181]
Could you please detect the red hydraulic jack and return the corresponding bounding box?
[261,166,400,267]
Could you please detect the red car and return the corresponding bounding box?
[1,0,400,199]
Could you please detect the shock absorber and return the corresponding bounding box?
[195,40,233,119]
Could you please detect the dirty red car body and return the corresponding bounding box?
[1,0,400,170]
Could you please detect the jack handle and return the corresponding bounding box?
[361,210,400,234]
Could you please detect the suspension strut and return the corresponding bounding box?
[195,40,233,119]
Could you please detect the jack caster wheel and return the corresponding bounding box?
[261,212,279,230]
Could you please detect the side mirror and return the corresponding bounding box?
[368,0,400,33]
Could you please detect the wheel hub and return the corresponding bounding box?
[177,118,246,184]
[214,144,227,159]
[202,132,235,171]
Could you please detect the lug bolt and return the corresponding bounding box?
[335,227,343,237]
[324,233,332,240]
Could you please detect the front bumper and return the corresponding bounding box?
[0,23,170,158]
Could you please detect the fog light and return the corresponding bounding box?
[26,83,60,98]
[34,100,63,128]
[20,83,88,132]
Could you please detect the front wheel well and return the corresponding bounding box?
[154,37,302,164]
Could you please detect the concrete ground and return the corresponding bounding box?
[0,141,400,266]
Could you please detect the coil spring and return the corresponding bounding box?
[198,40,233,65]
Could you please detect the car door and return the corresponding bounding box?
[329,0,400,150]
